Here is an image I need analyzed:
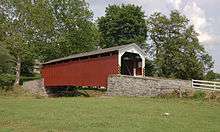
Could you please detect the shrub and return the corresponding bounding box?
[192,90,206,100]
[0,74,15,89]
[204,91,220,102]
[0,85,31,97]
[34,91,47,99]
[157,89,195,99]
[0,74,41,89]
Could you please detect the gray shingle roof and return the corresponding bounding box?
[43,43,144,65]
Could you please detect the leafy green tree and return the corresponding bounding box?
[204,70,216,80]
[144,60,155,76]
[98,4,147,48]
[147,10,214,79]
[32,0,100,61]
[0,14,13,74]
[0,0,99,85]
[216,73,220,80]
[0,0,37,86]
[0,45,14,74]
[21,58,35,77]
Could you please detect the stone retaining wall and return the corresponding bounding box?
[23,79,47,96]
[107,75,192,96]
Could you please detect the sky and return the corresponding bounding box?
[86,0,220,73]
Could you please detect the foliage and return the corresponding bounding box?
[0,15,14,75]
[0,0,38,85]
[0,74,15,88]
[147,10,214,80]
[0,46,12,65]
[215,73,220,80]
[204,70,216,81]
[0,46,14,74]
[192,90,206,100]
[144,59,155,76]
[0,0,99,86]
[31,0,100,61]
[157,89,195,99]
[98,4,147,48]
[21,58,35,77]
[0,85,32,97]
[0,74,41,90]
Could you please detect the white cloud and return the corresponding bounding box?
[184,2,213,43]
[167,0,214,43]
[168,0,182,9]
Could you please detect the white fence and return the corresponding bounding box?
[192,79,220,91]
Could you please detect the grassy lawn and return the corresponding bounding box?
[0,96,220,132]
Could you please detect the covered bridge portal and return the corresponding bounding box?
[41,44,146,88]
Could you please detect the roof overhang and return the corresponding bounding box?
[43,43,147,65]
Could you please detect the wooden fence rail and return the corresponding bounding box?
[192,79,220,91]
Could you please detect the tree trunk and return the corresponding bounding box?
[14,57,21,86]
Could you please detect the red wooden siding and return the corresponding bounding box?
[41,53,118,87]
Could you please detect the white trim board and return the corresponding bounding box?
[118,44,146,68]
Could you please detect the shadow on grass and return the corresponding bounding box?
[46,86,107,97]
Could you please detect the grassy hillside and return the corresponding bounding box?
[0,97,220,132]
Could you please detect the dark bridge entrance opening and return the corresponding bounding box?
[121,52,142,76]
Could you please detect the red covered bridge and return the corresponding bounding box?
[41,44,146,88]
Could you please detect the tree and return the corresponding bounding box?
[32,0,100,61]
[98,4,147,48]
[0,14,13,74]
[0,45,14,74]
[0,0,37,86]
[144,59,155,76]
[21,58,35,77]
[147,10,214,79]
[216,73,220,80]
[0,0,99,85]
[204,70,216,81]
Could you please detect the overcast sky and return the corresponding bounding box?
[87,0,220,73]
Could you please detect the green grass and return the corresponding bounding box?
[0,97,220,132]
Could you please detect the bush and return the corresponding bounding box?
[204,91,220,102]
[0,74,15,88]
[0,85,31,97]
[145,60,155,76]
[192,90,206,100]
[204,70,216,80]
[0,74,41,90]
[156,89,220,102]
